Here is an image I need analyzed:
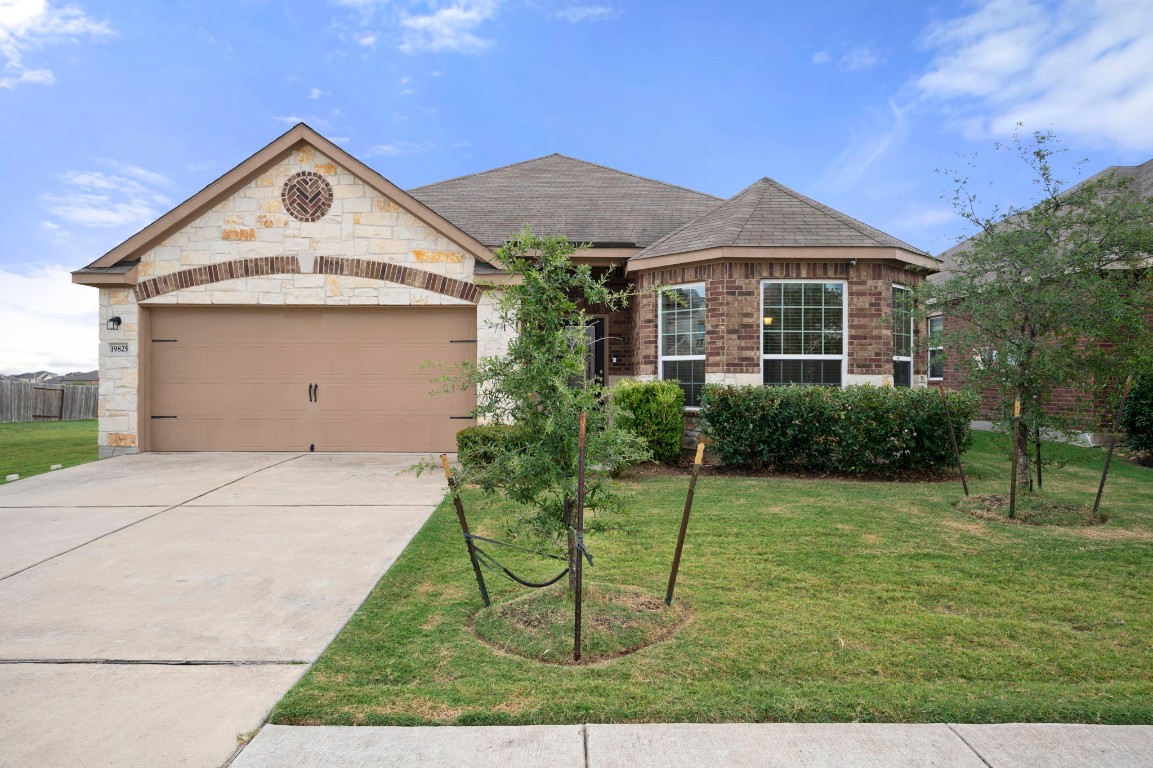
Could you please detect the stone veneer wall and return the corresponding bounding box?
[96,143,514,457]
[629,260,928,388]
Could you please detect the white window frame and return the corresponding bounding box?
[928,314,944,381]
[760,278,847,387]
[658,282,706,409]
[893,284,913,387]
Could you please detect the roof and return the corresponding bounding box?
[931,156,1153,283]
[408,154,723,248]
[75,123,494,277]
[634,177,930,262]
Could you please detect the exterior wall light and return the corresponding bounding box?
[848,259,858,267]
[106,316,122,331]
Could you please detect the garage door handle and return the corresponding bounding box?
[314,383,319,402]
[308,383,315,402]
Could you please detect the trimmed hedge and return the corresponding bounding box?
[455,424,526,469]
[699,384,979,475]
[1123,376,1153,454]
[612,379,685,464]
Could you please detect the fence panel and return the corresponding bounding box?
[0,380,98,423]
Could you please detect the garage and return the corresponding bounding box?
[147,306,476,452]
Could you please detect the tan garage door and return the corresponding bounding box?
[148,307,476,452]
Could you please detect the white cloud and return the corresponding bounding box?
[812,50,830,64]
[917,0,1153,151]
[365,139,435,156]
[400,0,498,54]
[555,5,616,23]
[839,46,878,72]
[0,265,97,374]
[354,30,376,47]
[0,0,113,89]
[309,87,329,99]
[40,166,173,229]
[818,101,910,191]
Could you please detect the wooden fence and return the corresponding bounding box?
[0,380,98,423]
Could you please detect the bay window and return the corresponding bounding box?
[893,285,913,387]
[762,280,845,386]
[659,284,706,407]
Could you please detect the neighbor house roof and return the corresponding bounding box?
[628,177,932,269]
[931,156,1153,284]
[408,154,724,248]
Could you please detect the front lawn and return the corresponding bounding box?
[0,420,98,481]
[271,431,1153,725]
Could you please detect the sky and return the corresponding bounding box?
[1,0,1152,374]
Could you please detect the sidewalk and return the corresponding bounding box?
[231,722,1153,767]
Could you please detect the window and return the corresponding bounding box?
[762,280,844,386]
[893,285,913,387]
[928,315,944,380]
[659,284,706,407]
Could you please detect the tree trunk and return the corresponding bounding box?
[1015,418,1033,490]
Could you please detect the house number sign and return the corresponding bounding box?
[108,343,131,356]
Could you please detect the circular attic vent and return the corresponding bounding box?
[281,171,334,222]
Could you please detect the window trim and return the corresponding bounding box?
[928,314,944,381]
[892,284,913,387]
[658,282,706,408]
[760,278,848,387]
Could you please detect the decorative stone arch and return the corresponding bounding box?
[134,255,481,303]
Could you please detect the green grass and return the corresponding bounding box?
[0,420,98,480]
[271,431,1153,725]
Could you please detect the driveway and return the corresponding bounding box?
[0,452,445,767]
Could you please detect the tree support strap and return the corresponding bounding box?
[469,543,570,589]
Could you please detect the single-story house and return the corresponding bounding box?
[73,124,938,457]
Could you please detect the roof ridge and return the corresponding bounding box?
[761,177,927,254]
[730,178,772,245]
[409,152,723,201]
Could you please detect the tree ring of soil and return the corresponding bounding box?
[955,493,1109,526]
[473,582,691,665]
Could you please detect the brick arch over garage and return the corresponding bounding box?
[134,255,480,303]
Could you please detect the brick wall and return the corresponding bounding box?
[629,260,927,382]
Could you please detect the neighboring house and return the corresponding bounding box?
[52,371,99,386]
[72,124,937,457]
[926,157,1153,413]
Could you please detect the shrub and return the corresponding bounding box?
[699,384,978,476]
[1123,376,1153,454]
[612,380,685,464]
[456,424,527,470]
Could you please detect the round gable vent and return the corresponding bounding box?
[281,171,334,222]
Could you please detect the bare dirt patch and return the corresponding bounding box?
[955,494,1108,527]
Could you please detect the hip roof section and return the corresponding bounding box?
[408,154,724,248]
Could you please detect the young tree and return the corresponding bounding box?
[454,228,649,592]
[924,131,1153,488]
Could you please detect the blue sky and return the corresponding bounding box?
[2,0,1152,373]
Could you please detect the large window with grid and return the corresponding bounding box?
[762,280,845,386]
[928,315,944,380]
[893,285,913,387]
[659,284,706,407]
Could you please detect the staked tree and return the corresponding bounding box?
[923,131,1153,488]
[452,228,649,593]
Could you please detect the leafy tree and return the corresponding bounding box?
[453,228,649,591]
[924,131,1153,487]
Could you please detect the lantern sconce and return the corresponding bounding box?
[106,316,122,331]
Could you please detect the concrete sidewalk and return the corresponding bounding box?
[231,722,1153,768]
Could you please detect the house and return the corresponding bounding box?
[72,124,937,457]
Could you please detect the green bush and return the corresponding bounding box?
[1123,376,1153,454]
[612,379,685,464]
[455,424,527,470]
[699,384,978,475]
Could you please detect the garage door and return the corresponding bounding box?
[148,307,476,452]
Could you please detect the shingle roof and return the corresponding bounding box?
[633,177,929,261]
[407,154,724,248]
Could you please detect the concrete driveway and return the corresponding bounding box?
[0,452,445,767]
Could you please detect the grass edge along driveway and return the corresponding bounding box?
[0,420,98,481]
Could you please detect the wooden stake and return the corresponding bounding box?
[1093,376,1134,517]
[574,411,587,663]
[939,387,969,496]
[441,454,490,608]
[1009,399,1020,520]
[666,442,706,606]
